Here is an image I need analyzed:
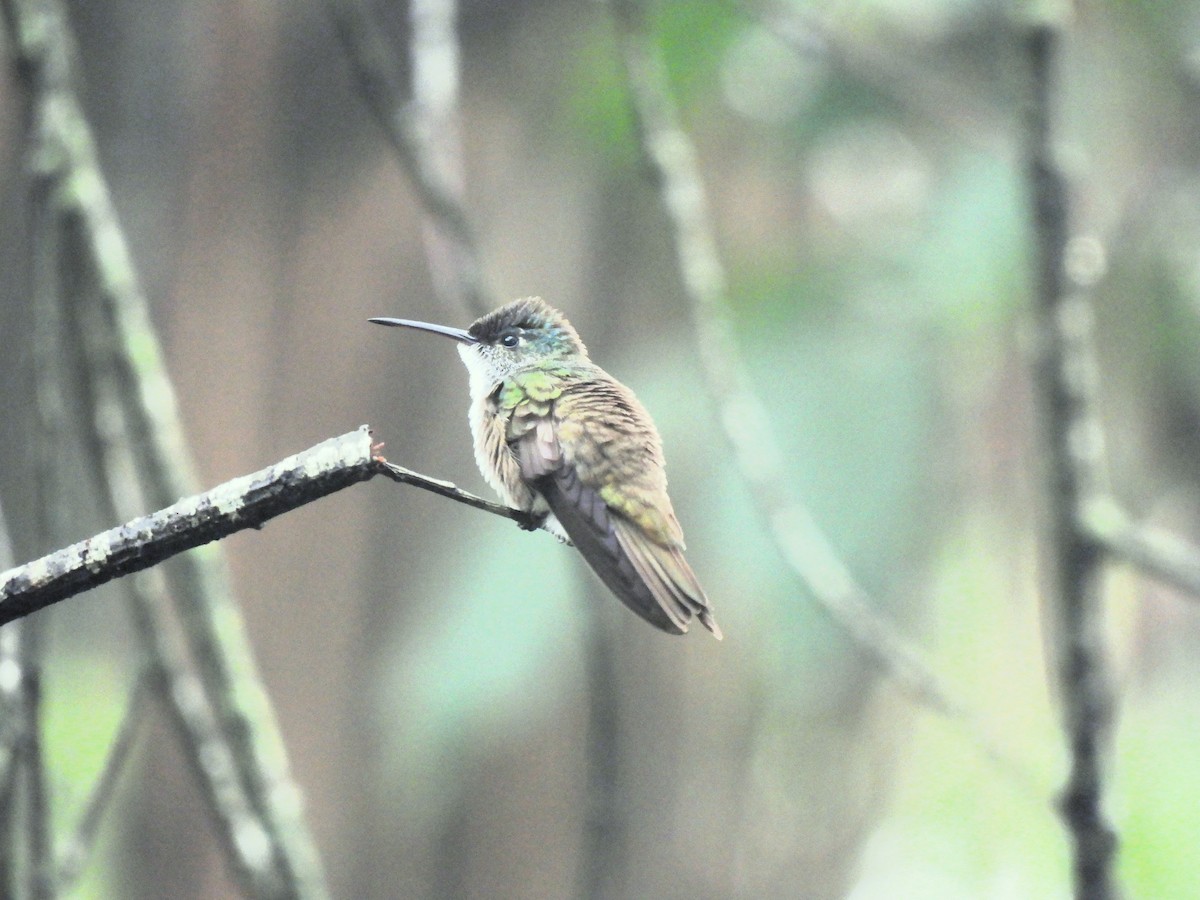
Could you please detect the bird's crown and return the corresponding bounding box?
[468,297,588,359]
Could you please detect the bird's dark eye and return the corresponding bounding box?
[500,331,520,348]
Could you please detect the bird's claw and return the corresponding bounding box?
[518,511,548,532]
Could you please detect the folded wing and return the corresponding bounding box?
[507,375,721,638]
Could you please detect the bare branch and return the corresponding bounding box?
[326,0,491,317]
[0,430,375,624]
[375,459,539,525]
[749,1,1009,155]
[1024,22,1118,899]
[407,0,488,318]
[133,571,301,898]
[0,502,30,898]
[606,0,1012,755]
[1081,497,1200,602]
[0,504,19,783]
[2,2,332,891]
[65,253,315,896]
[13,623,51,900]
[0,428,541,626]
[7,0,78,890]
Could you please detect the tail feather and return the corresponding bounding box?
[615,518,692,629]
[536,466,721,639]
[613,518,723,641]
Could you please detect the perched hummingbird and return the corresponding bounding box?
[370,297,721,639]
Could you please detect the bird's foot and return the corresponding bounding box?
[518,510,549,532]
[371,440,387,462]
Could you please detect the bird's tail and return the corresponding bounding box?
[537,466,721,639]
[612,517,722,640]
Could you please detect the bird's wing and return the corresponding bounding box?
[499,368,563,480]
[535,462,692,634]
[504,370,720,638]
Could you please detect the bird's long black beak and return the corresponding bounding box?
[368,317,478,344]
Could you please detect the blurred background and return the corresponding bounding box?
[2,0,1200,897]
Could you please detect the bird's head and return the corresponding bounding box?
[370,297,589,389]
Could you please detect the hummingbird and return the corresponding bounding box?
[370,297,721,639]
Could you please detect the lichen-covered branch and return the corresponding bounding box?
[66,271,316,898]
[0,427,540,627]
[0,1,334,892]
[1024,23,1118,900]
[0,429,375,625]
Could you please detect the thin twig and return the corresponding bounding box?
[607,0,1014,759]
[15,625,51,900]
[374,458,538,524]
[53,671,151,891]
[0,428,541,626]
[1025,23,1118,900]
[1080,497,1200,600]
[748,0,1009,155]
[326,0,490,317]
